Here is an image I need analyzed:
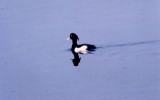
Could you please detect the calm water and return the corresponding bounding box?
[0,0,160,100]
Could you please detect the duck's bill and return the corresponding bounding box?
[67,38,70,40]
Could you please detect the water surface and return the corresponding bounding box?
[0,0,160,100]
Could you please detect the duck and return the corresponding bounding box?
[68,33,96,54]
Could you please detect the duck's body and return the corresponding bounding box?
[69,33,96,54]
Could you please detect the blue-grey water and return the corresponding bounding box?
[0,0,160,100]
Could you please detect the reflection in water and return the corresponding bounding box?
[70,49,96,66]
[70,50,97,66]
[71,50,81,66]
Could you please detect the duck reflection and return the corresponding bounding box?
[71,50,81,66]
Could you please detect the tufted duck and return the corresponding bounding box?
[68,33,96,54]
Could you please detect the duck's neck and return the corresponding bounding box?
[71,40,78,50]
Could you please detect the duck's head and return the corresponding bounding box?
[70,33,79,41]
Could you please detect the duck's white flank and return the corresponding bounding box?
[74,45,88,54]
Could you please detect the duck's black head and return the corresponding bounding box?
[70,33,79,42]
